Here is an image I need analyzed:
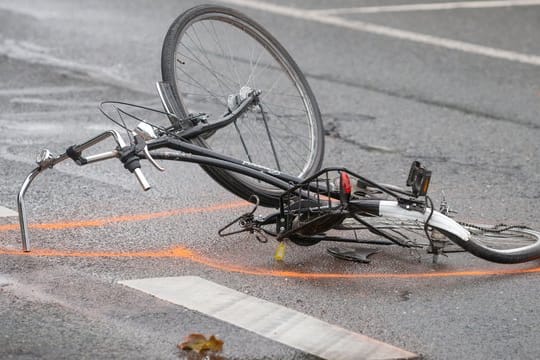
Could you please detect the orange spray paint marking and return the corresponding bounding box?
[0,245,539,279]
[0,246,194,259]
[0,201,250,232]
[1,200,539,279]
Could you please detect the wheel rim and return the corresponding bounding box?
[171,12,320,192]
[341,217,540,256]
[465,226,540,254]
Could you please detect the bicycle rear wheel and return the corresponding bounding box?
[440,224,540,264]
[343,207,540,263]
[161,5,324,207]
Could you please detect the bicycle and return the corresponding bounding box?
[16,5,540,265]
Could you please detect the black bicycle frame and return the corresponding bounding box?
[16,83,420,252]
[147,136,300,190]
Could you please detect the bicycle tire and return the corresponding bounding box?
[161,5,324,207]
[438,225,540,264]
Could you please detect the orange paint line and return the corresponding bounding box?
[0,246,194,258]
[1,199,538,280]
[0,245,538,279]
[0,201,250,232]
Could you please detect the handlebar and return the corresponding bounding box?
[19,129,156,251]
[36,129,153,192]
[133,168,151,191]
[67,130,152,191]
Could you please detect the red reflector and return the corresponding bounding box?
[340,172,352,195]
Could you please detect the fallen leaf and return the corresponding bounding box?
[178,333,224,354]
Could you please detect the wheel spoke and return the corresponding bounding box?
[163,7,323,206]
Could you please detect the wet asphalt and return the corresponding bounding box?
[0,1,539,359]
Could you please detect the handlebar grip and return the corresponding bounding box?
[133,168,151,191]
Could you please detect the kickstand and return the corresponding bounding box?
[218,195,268,243]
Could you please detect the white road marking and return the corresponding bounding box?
[0,108,100,121]
[5,98,161,111]
[0,38,148,93]
[0,2,58,19]
[9,97,100,107]
[312,0,540,15]
[218,0,540,67]
[0,86,108,96]
[120,276,417,360]
[0,206,18,217]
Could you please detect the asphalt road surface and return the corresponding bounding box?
[1,0,539,359]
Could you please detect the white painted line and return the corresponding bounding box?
[218,0,540,67]
[312,0,540,15]
[0,39,148,94]
[0,206,18,217]
[0,108,100,121]
[120,276,417,360]
[0,3,58,19]
[0,86,108,96]
[9,98,100,107]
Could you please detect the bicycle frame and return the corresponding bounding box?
[147,137,299,189]
[16,83,285,250]
[16,82,469,253]
[15,5,540,265]
[17,130,469,253]
[16,131,301,251]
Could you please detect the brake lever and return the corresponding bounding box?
[143,145,165,172]
[131,128,165,172]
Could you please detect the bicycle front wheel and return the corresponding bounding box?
[161,5,324,207]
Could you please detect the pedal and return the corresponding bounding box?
[407,161,431,197]
[274,241,286,261]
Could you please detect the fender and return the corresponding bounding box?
[378,201,470,241]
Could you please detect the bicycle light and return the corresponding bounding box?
[340,171,352,203]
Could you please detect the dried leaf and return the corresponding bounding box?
[179,333,224,354]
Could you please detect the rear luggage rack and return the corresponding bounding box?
[278,168,354,237]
